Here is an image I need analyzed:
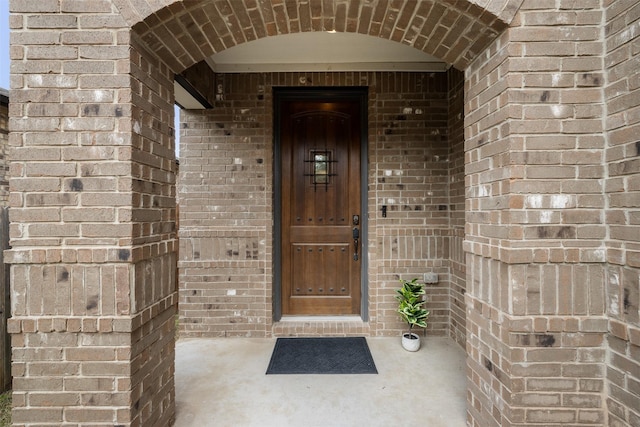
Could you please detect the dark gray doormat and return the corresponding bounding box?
[266,337,378,375]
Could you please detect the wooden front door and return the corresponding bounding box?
[277,89,364,316]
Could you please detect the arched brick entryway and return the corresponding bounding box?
[9,1,635,426]
[122,0,521,71]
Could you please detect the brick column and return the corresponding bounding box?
[464,3,607,426]
[7,3,176,425]
[604,1,640,425]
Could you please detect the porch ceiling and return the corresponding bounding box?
[205,32,449,73]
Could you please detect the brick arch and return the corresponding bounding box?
[116,0,523,72]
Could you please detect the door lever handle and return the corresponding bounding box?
[353,227,359,261]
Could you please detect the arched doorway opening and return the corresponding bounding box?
[127,2,516,424]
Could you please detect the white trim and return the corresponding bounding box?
[207,60,448,73]
[173,80,209,109]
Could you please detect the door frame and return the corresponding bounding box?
[273,87,369,321]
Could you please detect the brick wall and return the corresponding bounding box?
[464,2,608,425]
[370,72,452,336]
[127,36,178,427]
[7,4,177,426]
[178,71,465,339]
[178,72,272,338]
[448,67,466,347]
[605,1,640,425]
[4,0,515,423]
[9,0,640,426]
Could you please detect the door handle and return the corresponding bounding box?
[353,227,359,261]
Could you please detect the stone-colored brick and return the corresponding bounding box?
[11,408,63,424]
[526,409,576,423]
[7,1,640,426]
[28,392,80,406]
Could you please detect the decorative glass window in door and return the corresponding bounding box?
[305,150,337,191]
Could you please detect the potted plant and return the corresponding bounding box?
[395,278,429,351]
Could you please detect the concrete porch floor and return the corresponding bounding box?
[174,336,468,427]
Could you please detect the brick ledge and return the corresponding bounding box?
[609,318,640,346]
[8,293,177,334]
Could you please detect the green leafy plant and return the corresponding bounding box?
[0,390,11,427]
[395,278,429,337]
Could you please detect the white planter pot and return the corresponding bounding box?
[401,332,421,352]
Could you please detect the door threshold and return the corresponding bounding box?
[273,315,370,337]
[279,315,364,322]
